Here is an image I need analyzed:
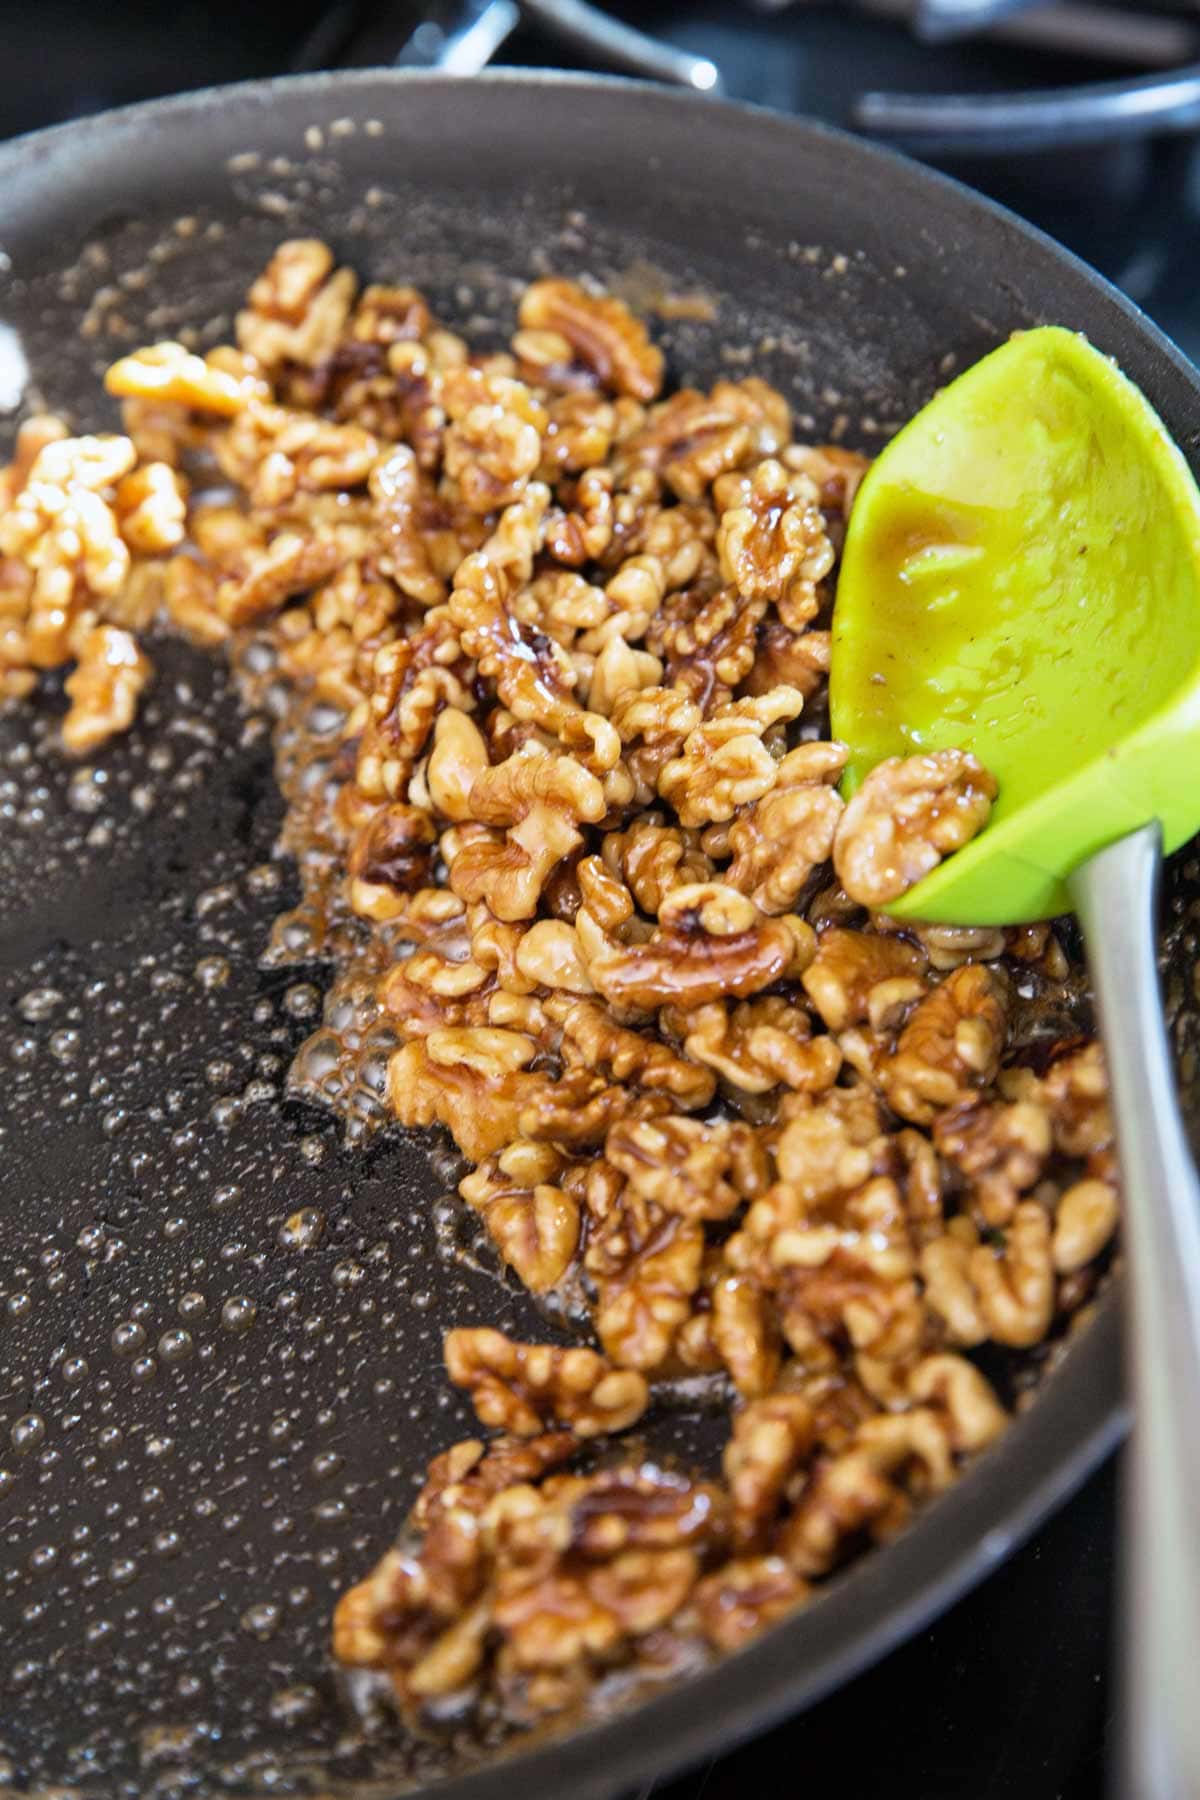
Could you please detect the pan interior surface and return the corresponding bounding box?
[0,70,1197,1800]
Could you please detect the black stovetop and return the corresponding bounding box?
[1,7,1137,1795]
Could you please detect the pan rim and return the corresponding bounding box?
[0,66,1161,1799]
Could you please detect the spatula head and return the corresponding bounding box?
[830,326,1200,924]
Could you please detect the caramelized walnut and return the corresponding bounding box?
[61,625,152,756]
[716,458,834,629]
[725,742,847,914]
[881,964,1008,1126]
[517,279,664,401]
[105,340,267,416]
[618,378,791,502]
[447,747,607,922]
[606,1115,769,1222]
[672,996,842,1098]
[445,1328,649,1438]
[583,882,815,1012]
[833,750,997,908]
[236,239,358,369]
[658,688,805,827]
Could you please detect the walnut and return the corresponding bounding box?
[355,610,473,802]
[586,1193,705,1372]
[445,1328,648,1438]
[350,283,431,346]
[545,464,616,565]
[601,815,712,916]
[769,1227,924,1373]
[347,801,437,895]
[882,919,1008,973]
[215,528,343,627]
[1052,1177,1119,1273]
[585,632,663,718]
[518,1069,674,1150]
[442,367,548,512]
[716,458,835,628]
[745,620,830,700]
[710,1274,782,1400]
[606,1115,768,1221]
[658,688,805,827]
[724,1393,814,1548]
[967,1200,1055,1347]
[801,927,927,1033]
[277,558,402,713]
[584,882,815,1013]
[652,582,766,708]
[113,462,187,555]
[488,1463,725,1700]
[104,340,267,415]
[1019,1040,1112,1159]
[460,1144,581,1293]
[0,414,69,508]
[517,279,664,401]
[447,746,607,922]
[512,920,594,995]
[618,378,791,501]
[157,556,225,647]
[693,1556,809,1652]
[782,1408,956,1575]
[0,433,136,666]
[919,1223,987,1347]
[726,742,847,914]
[908,1354,1008,1453]
[782,443,870,521]
[236,239,358,369]
[449,492,619,773]
[551,994,716,1109]
[216,399,379,508]
[610,681,702,807]
[768,1085,887,1208]
[672,996,842,1098]
[538,396,618,481]
[388,1030,540,1162]
[880,964,1008,1126]
[833,750,997,908]
[934,1097,1052,1228]
[61,625,152,756]
[424,706,489,821]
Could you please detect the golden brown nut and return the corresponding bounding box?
[658,688,805,828]
[445,1327,649,1438]
[833,749,997,907]
[583,881,815,1013]
[517,278,664,401]
[236,239,358,368]
[61,624,152,756]
[716,458,835,629]
[104,340,267,415]
[880,963,1008,1126]
[726,742,847,914]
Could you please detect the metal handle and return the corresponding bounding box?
[396,0,721,90]
[519,0,721,91]
[1068,824,1200,1800]
[914,0,1043,40]
[856,60,1200,151]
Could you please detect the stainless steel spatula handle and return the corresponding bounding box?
[1069,824,1200,1800]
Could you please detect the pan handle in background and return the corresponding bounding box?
[856,60,1200,152]
[393,0,721,90]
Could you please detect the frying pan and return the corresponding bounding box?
[1,68,1195,1799]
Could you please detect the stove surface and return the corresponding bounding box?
[0,7,1139,1797]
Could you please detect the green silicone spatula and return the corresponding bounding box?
[831,326,1200,1800]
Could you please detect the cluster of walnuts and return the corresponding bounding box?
[0,242,1117,1733]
